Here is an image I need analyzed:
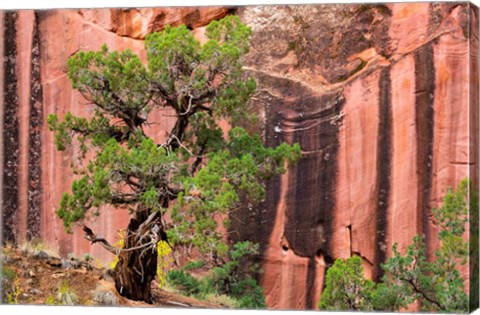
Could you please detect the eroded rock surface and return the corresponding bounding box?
[235,3,478,309]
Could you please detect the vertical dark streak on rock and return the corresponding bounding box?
[233,73,341,308]
[285,93,344,260]
[283,91,344,308]
[26,12,43,240]
[229,93,281,255]
[229,96,284,289]
[414,43,435,256]
[374,67,392,281]
[258,100,283,254]
[305,257,316,309]
[2,11,19,244]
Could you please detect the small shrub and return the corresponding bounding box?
[166,270,203,296]
[230,278,266,309]
[83,253,94,262]
[21,239,58,259]
[319,256,375,311]
[1,267,16,281]
[57,281,78,305]
[204,241,266,309]
[1,267,20,304]
[6,277,22,304]
[167,241,266,309]
[183,260,205,271]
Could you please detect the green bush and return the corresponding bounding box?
[1,267,16,281]
[166,270,204,296]
[57,281,78,306]
[183,260,205,271]
[1,267,17,304]
[319,179,473,313]
[167,241,266,309]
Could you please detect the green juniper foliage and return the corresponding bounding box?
[319,178,474,313]
[319,255,376,311]
[48,15,301,302]
[167,241,266,309]
[166,270,203,297]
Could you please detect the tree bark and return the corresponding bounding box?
[113,209,162,303]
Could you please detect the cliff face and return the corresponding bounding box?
[0,3,478,310]
[0,6,231,265]
[235,3,479,309]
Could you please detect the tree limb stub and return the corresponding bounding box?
[83,225,118,255]
[83,222,162,256]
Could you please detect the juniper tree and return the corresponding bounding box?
[377,179,471,312]
[48,16,301,302]
[319,179,473,312]
[319,255,376,311]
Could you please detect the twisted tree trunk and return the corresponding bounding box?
[114,210,161,302]
[84,208,167,303]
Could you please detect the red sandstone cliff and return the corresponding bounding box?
[0,3,478,310]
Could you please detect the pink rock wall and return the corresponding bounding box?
[1,7,229,262]
[234,3,478,309]
[0,3,478,310]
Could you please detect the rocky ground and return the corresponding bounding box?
[0,244,222,308]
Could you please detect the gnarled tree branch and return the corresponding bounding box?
[83,225,118,255]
